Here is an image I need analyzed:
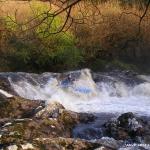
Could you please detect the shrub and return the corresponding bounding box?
[5,28,83,72]
[0,2,83,72]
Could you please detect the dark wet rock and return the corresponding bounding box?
[0,95,45,119]
[104,112,146,141]
[118,112,135,128]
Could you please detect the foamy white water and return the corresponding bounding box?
[7,69,150,116]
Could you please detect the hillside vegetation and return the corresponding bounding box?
[0,0,150,72]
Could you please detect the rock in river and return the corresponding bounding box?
[104,112,147,143]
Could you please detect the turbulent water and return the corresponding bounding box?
[1,68,150,116]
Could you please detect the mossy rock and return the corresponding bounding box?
[0,132,23,145]
[0,117,74,145]
[0,96,44,119]
[58,110,77,128]
[33,137,100,150]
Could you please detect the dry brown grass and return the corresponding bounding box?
[70,1,150,60]
[1,0,150,60]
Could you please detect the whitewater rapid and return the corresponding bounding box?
[4,69,150,116]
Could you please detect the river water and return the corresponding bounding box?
[3,69,149,116]
[1,69,150,142]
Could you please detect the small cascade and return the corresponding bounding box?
[0,69,149,116]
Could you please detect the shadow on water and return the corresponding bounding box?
[72,113,117,140]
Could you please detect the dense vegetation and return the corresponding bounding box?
[0,0,150,72]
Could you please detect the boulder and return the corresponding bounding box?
[35,101,96,127]
[104,112,145,141]
[35,102,65,119]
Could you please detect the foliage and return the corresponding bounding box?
[6,33,83,72]
[0,1,84,72]
[0,0,150,73]
[5,33,82,72]
[4,16,18,31]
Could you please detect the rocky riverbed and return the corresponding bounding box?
[0,94,107,150]
[0,93,150,150]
